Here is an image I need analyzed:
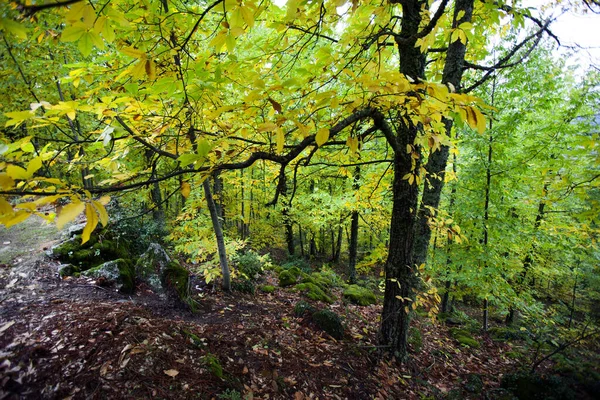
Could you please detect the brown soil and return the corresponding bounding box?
[0,217,521,399]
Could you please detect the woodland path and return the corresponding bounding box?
[0,217,518,399]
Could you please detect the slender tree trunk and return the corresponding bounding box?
[299,225,305,257]
[348,166,361,283]
[203,179,231,291]
[568,268,578,329]
[333,218,343,263]
[482,121,494,332]
[284,208,294,256]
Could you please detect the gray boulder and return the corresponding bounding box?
[82,259,134,293]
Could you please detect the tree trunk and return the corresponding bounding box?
[412,0,474,268]
[203,178,231,291]
[378,150,420,361]
[284,208,294,256]
[333,218,343,263]
[348,166,361,283]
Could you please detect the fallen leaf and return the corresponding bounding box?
[0,321,15,334]
[164,369,179,377]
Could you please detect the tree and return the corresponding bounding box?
[0,0,568,361]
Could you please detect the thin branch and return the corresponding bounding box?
[115,116,178,160]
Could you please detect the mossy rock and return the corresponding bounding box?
[203,353,223,379]
[450,328,480,349]
[52,234,131,270]
[312,309,344,340]
[165,261,197,311]
[342,285,377,306]
[135,244,196,311]
[58,263,80,278]
[259,285,275,294]
[278,268,301,287]
[82,259,135,293]
[294,300,316,317]
[294,282,334,304]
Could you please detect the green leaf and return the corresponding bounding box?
[61,25,86,42]
[0,18,27,40]
[78,32,94,57]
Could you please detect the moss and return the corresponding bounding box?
[52,234,131,270]
[58,264,79,278]
[294,300,316,317]
[82,259,135,293]
[464,373,484,393]
[450,328,480,348]
[312,309,344,340]
[489,326,530,342]
[278,270,299,287]
[203,353,223,379]
[259,285,275,293]
[501,372,576,400]
[294,282,334,303]
[165,260,197,312]
[343,285,377,306]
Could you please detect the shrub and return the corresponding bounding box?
[294,282,334,303]
[312,309,344,340]
[231,278,256,294]
[233,250,268,280]
[294,300,316,317]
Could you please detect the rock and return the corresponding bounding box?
[82,259,134,293]
[294,282,334,303]
[51,234,130,270]
[58,264,79,278]
[312,309,344,340]
[342,284,377,306]
[66,223,86,238]
[135,244,196,311]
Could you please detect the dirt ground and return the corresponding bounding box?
[0,216,522,400]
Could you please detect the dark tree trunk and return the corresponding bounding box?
[203,178,231,291]
[333,218,343,263]
[379,150,421,361]
[348,166,361,283]
[412,0,474,268]
[284,208,294,256]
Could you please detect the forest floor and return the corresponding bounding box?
[0,216,542,400]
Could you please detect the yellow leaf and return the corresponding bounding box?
[3,210,30,228]
[27,156,43,177]
[56,201,85,230]
[131,59,147,80]
[180,182,191,199]
[6,164,30,180]
[92,200,109,226]
[240,6,255,28]
[120,46,145,58]
[0,198,13,215]
[0,173,15,189]
[315,128,329,147]
[276,128,285,154]
[98,196,111,205]
[0,18,27,40]
[225,34,236,52]
[81,203,98,244]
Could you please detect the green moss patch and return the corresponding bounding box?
[342,285,377,306]
[278,267,302,287]
[450,328,480,349]
[259,285,275,294]
[165,260,197,312]
[294,282,334,304]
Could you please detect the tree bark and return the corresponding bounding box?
[412,0,474,268]
[203,178,231,291]
[348,166,361,283]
